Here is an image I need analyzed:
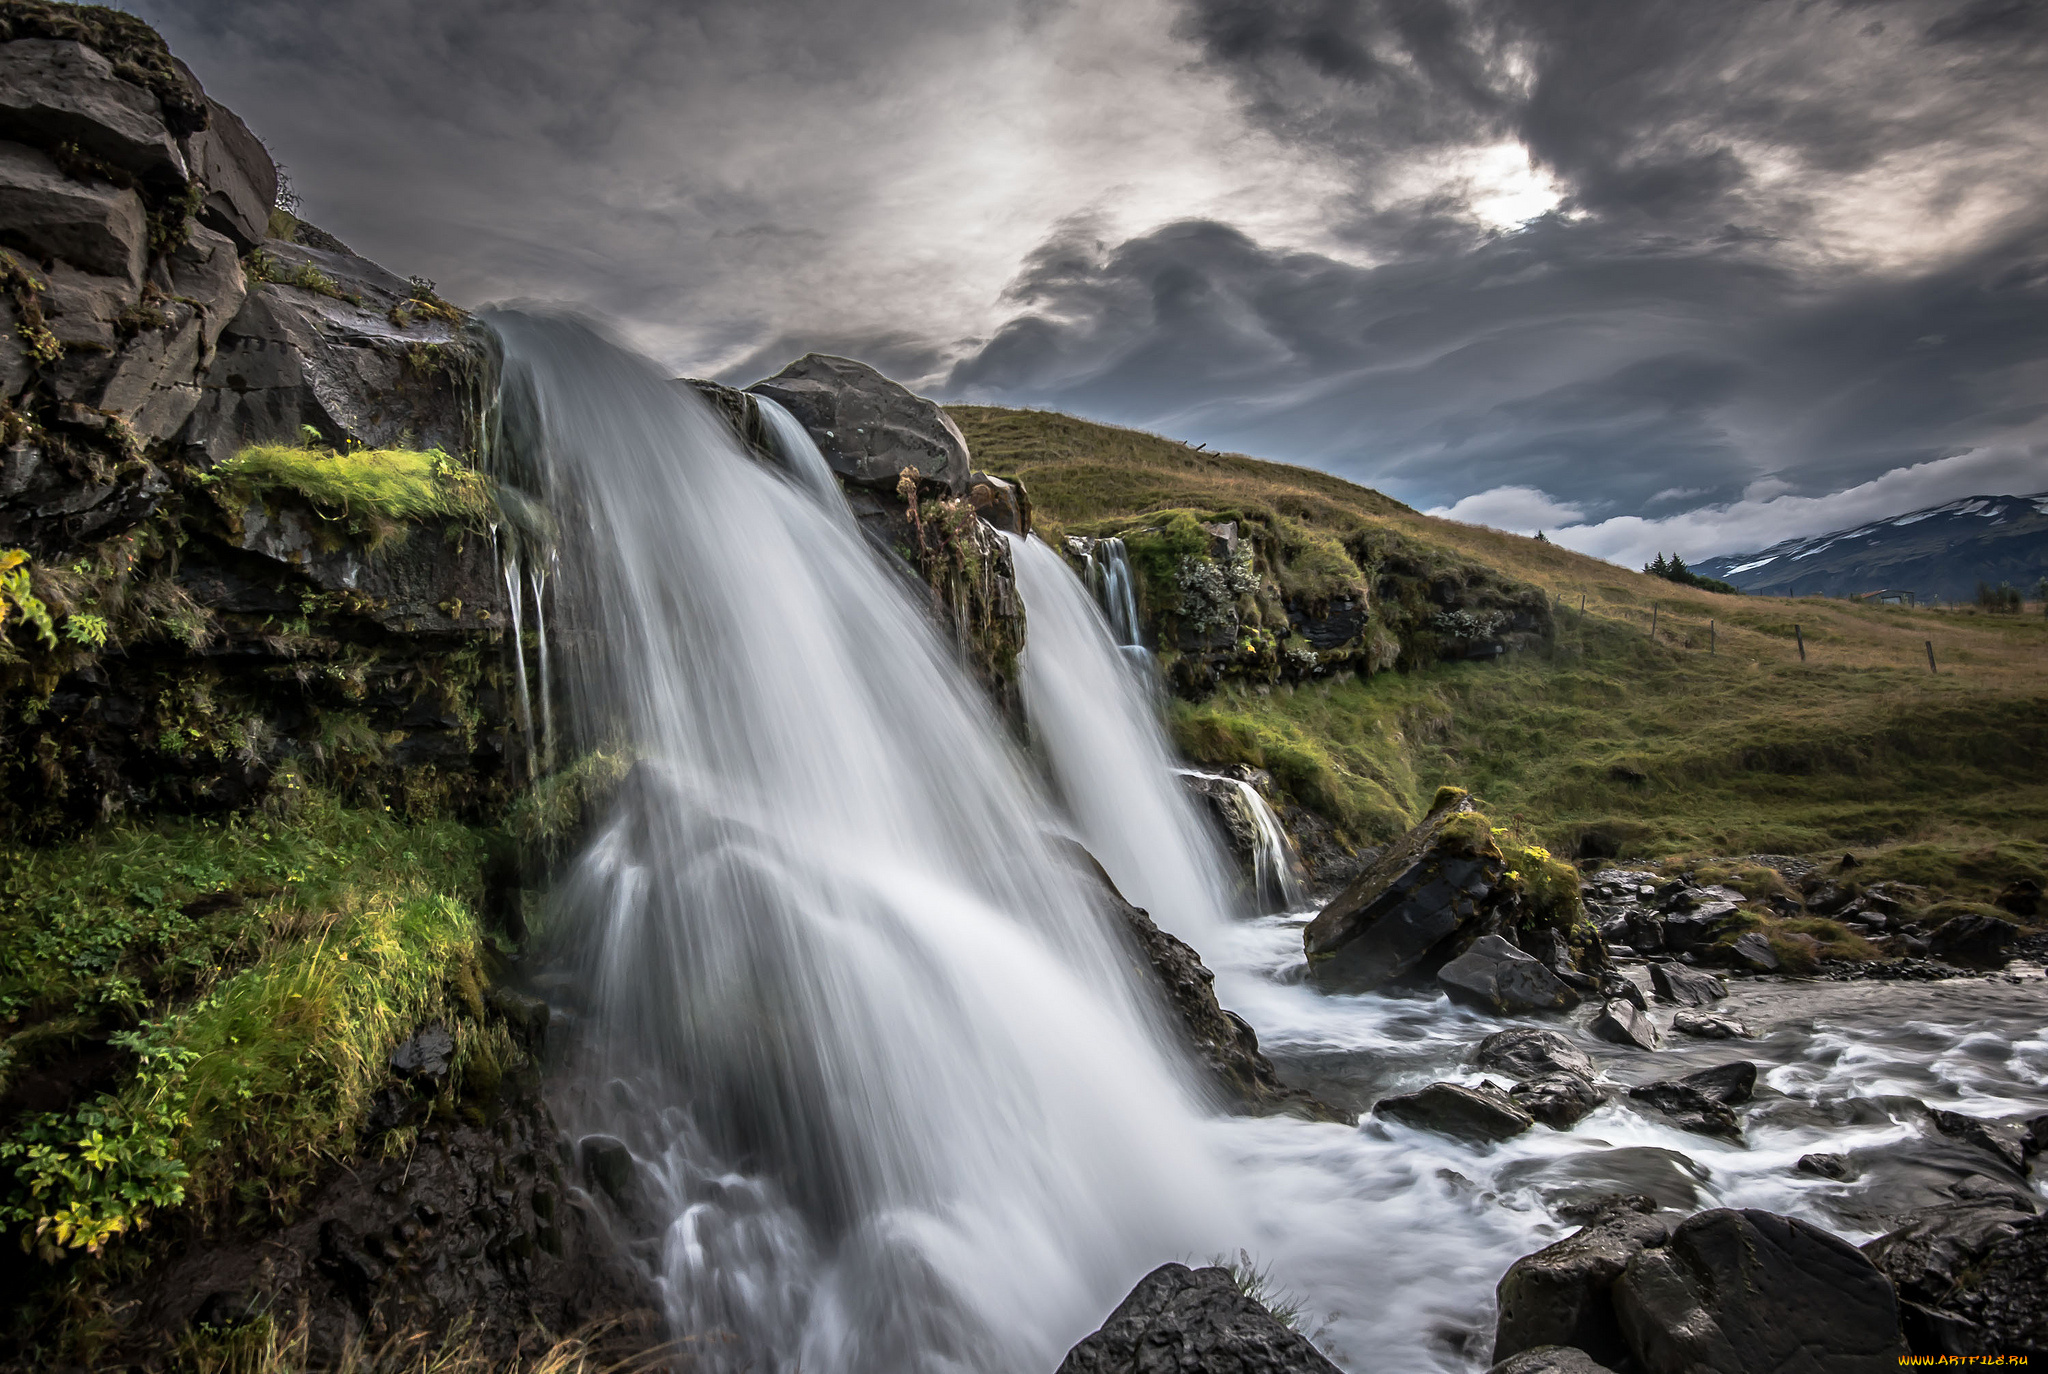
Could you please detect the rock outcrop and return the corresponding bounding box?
[1373,1081,1534,1142]
[1866,1205,2048,1354]
[1056,1263,1341,1374]
[1493,1196,1668,1369]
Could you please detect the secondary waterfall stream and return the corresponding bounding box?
[489,312,2048,1374]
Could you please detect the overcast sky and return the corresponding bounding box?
[132,0,2048,565]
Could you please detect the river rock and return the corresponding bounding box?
[1728,930,1780,972]
[1476,1028,1597,1081]
[1613,1209,1905,1373]
[1797,1152,1853,1179]
[747,353,974,497]
[1511,1073,1605,1130]
[1492,1196,1668,1368]
[1374,1081,1534,1143]
[1303,792,1504,992]
[1646,962,1724,1007]
[1626,1063,1753,1140]
[1488,1349,1615,1374]
[1911,1213,2048,1355]
[1930,1109,2031,1173]
[1659,901,1739,952]
[1670,1009,1748,1039]
[1590,999,1660,1051]
[1439,935,1582,1014]
[1055,1262,1341,1374]
[1597,971,1647,1010]
[1928,913,2019,968]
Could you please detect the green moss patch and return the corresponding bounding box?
[211,445,495,528]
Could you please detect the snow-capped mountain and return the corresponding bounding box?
[1692,492,2048,602]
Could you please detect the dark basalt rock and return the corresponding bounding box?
[1797,1152,1853,1180]
[1670,1009,1748,1039]
[387,1024,455,1083]
[1439,934,1581,1014]
[1646,962,1724,1007]
[1475,1028,1597,1082]
[1930,1109,2031,1174]
[1511,1072,1605,1130]
[1056,1262,1341,1374]
[1303,792,1503,993]
[1728,930,1780,971]
[1626,1062,1753,1140]
[1488,1348,1616,1374]
[1374,1081,1534,1143]
[1928,913,2019,968]
[1057,839,1343,1123]
[748,352,974,497]
[1612,1209,1905,1374]
[1924,1214,2048,1355]
[1492,1195,1667,1369]
[1597,971,1647,1010]
[1590,999,1660,1051]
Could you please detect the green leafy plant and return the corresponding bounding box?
[1,548,57,648]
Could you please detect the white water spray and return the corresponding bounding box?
[487,312,1241,1374]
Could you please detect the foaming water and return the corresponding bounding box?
[1007,534,1236,942]
[489,312,1240,1373]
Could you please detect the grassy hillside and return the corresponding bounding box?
[951,406,2048,903]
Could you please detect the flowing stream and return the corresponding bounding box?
[492,313,2048,1374]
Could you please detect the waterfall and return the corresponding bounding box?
[1084,537,1146,651]
[1007,534,1238,941]
[1181,770,1308,913]
[484,311,1239,1374]
[754,391,853,519]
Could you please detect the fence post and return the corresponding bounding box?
[1580,593,1586,616]
[1710,620,1715,655]
[1926,640,1937,674]
[1650,606,1658,639]
[1795,623,1805,662]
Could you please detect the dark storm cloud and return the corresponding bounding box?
[943,0,2048,550]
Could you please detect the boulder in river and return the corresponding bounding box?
[1612,1209,1905,1373]
[1511,1073,1606,1130]
[1646,962,1725,1007]
[1439,935,1582,1014]
[1797,1152,1853,1180]
[1930,1108,2031,1174]
[1927,913,2019,968]
[1303,791,1505,992]
[1866,1207,2048,1355]
[1625,1062,1754,1140]
[1487,1349,1616,1374]
[1476,1028,1597,1081]
[1492,1195,1668,1368]
[1055,1262,1340,1374]
[1590,999,1660,1051]
[1597,971,1647,1010]
[1374,1081,1534,1143]
[1670,1009,1748,1039]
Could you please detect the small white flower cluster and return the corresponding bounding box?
[1175,546,1259,633]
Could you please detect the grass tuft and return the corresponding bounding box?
[211,445,496,527]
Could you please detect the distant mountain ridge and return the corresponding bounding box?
[1693,492,2048,602]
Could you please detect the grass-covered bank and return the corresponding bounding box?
[0,795,502,1259]
[953,405,2048,908]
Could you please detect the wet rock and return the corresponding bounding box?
[1930,1109,2031,1173]
[1947,1173,2039,1212]
[748,353,975,497]
[967,469,1028,534]
[1374,1081,1534,1143]
[1055,1262,1341,1374]
[1626,1063,1754,1141]
[1613,1209,1904,1373]
[1646,962,1724,1007]
[1797,1152,1853,1180]
[388,1025,455,1083]
[1659,901,1739,952]
[1492,1196,1668,1369]
[1488,1348,1616,1374]
[1670,1009,1748,1039]
[1805,880,1858,916]
[181,96,276,249]
[1475,1028,1596,1082]
[1728,930,1780,972]
[1590,999,1660,1051]
[1865,1205,2038,1344]
[1597,971,1647,1011]
[1303,792,1504,993]
[487,987,551,1055]
[1928,913,2019,968]
[1058,839,1342,1122]
[1439,935,1582,1014]
[577,1134,634,1206]
[1511,1073,1606,1130]
[1924,1214,2048,1355]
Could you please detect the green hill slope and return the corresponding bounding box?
[950,406,2048,905]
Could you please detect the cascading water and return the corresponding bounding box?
[485,311,1241,1374]
[754,392,853,520]
[1083,536,1151,672]
[1008,534,1239,940]
[1181,770,1308,913]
